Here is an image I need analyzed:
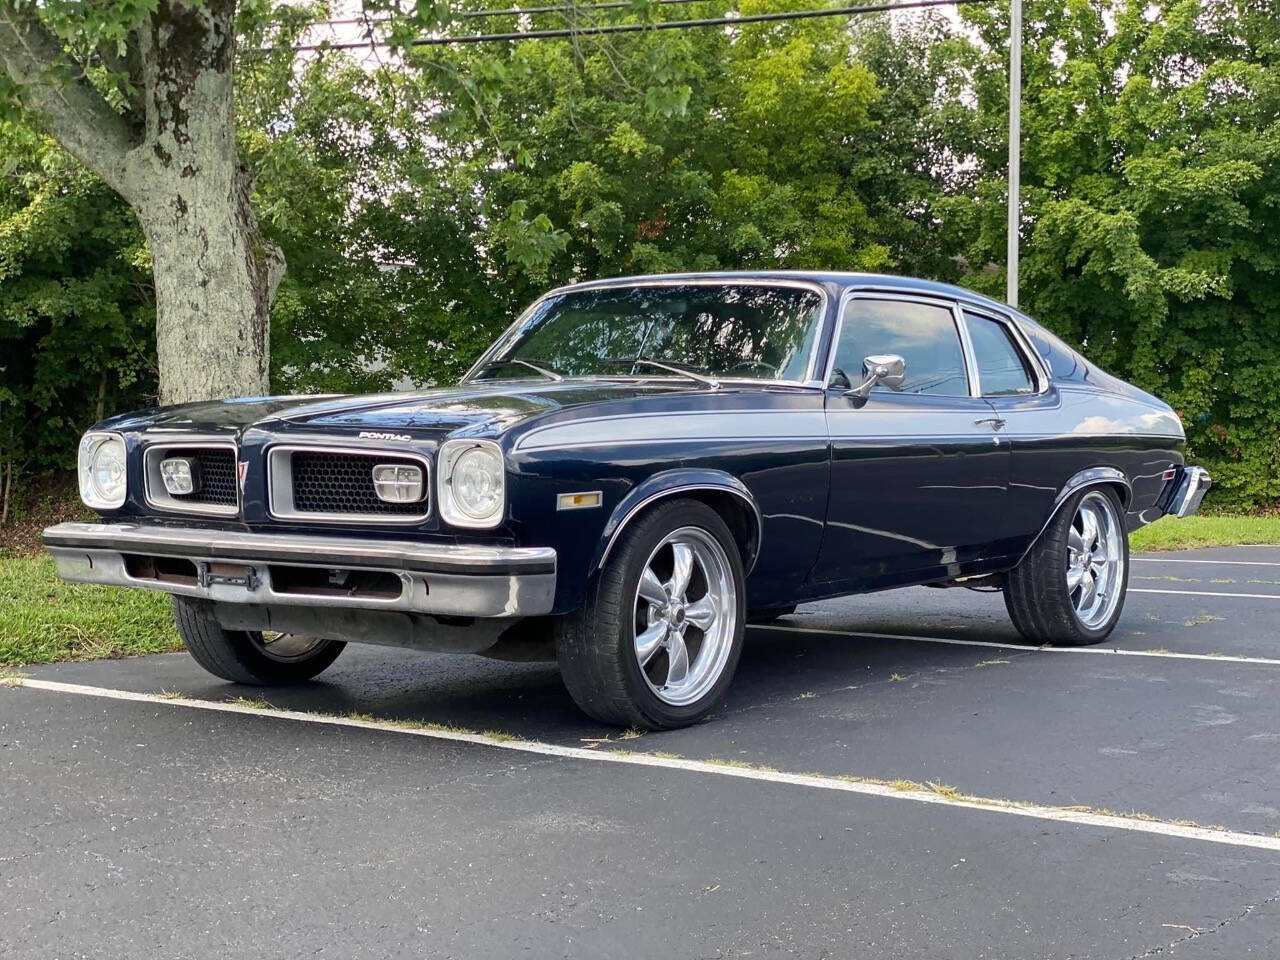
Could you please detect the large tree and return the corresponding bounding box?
[0,0,281,403]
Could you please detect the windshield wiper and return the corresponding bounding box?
[631,357,721,390]
[476,358,563,381]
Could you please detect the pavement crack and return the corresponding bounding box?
[1121,889,1280,958]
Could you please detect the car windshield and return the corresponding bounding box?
[470,283,825,383]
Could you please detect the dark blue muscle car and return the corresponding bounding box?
[44,272,1211,729]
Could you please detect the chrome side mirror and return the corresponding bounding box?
[845,354,906,400]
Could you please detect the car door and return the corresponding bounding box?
[959,308,1063,556]
[812,292,1010,589]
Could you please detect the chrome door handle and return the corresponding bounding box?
[974,417,1007,430]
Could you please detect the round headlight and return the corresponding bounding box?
[452,446,504,519]
[78,432,128,509]
[439,440,505,528]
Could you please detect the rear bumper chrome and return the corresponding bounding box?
[1167,466,1212,519]
[41,522,556,618]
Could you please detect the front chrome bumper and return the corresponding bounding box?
[1167,466,1212,519]
[42,522,556,618]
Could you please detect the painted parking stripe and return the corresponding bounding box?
[752,624,1280,667]
[1132,588,1280,601]
[1134,557,1280,567]
[9,677,1280,854]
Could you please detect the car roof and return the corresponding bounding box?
[551,271,1031,324]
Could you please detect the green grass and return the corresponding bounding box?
[0,555,181,666]
[1131,514,1280,552]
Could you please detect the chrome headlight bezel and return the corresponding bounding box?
[437,439,505,529]
[78,431,128,510]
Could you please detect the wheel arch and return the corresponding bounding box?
[594,469,763,575]
[1015,466,1132,567]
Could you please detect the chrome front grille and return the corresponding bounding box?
[143,441,240,517]
[267,445,430,523]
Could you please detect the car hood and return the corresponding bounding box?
[99,380,709,440]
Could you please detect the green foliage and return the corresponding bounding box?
[950,0,1280,507]
[0,117,154,487]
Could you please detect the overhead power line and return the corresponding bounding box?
[281,0,991,50]
[314,0,714,25]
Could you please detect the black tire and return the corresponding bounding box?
[1004,486,1130,646]
[748,604,797,624]
[555,498,746,730]
[173,596,346,684]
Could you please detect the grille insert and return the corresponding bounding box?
[144,442,239,516]
[290,451,427,517]
[167,447,237,507]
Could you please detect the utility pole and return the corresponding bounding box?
[1006,0,1022,308]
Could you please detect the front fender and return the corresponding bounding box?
[591,468,763,574]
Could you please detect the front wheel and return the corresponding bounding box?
[555,499,746,730]
[1004,487,1129,646]
[173,596,346,684]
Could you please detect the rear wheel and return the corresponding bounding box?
[1004,487,1129,646]
[173,596,346,684]
[556,499,746,730]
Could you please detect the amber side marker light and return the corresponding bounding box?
[557,491,603,511]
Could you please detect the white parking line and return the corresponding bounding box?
[1135,557,1280,567]
[752,624,1280,666]
[11,677,1280,854]
[1132,588,1280,601]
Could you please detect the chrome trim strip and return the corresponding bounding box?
[42,522,555,576]
[142,437,240,518]
[597,484,764,574]
[267,444,432,525]
[952,302,982,398]
[463,276,832,388]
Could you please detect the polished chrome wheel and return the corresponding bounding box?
[1066,491,1125,629]
[633,526,737,707]
[251,632,329,663]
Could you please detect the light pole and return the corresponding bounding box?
[1006,0,1021,308]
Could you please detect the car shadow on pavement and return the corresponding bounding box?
[29,617,1021,745]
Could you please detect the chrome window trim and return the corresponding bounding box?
[834,284,1053,395]
[951,302,982,398]
[955,307,1051,397]
[142,437,240,518]
[822,289,976,397]
[462,277,833,389]
[267,443,432,525]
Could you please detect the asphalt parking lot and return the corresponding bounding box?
[5,545,1280,959]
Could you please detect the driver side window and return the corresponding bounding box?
[832,298,970,397]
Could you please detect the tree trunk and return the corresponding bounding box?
[0,0,283,406]
[135,164,281,404]
[127,0,282,405]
